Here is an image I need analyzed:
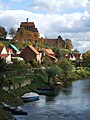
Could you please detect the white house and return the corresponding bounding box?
[0,46,12,64]
[0,46,7,54]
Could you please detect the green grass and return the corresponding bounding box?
[12,74,48,96]
[0,89,23,120]
[1,41,11,47]
[11,76,30,83]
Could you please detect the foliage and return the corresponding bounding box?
[0,109,12,120]
[13,27,40,48]
[83,50,90,67]
[0,90,23,120]
[9,27,16,38]
[0,26,7,39]
[59,59,73,80]
[73,49,79,53]
[0,59,6,88]
[46,65,62,83]
[2,40,11,47]
[11,59,26,69]
[65,38,73,51]
[29,60,38,68]
[42,55,54,66]
[61,49,72,54]
[53,47,62,60]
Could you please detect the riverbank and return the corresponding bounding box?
[0,76,48,119]
[0,89,23,120]
[15,78,90,120]
[0,67,90,119]
[68,67,90,81]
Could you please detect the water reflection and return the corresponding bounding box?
[15,78,90,120]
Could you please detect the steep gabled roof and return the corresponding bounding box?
[20,22,35,27]
[28,45,40,55]
[0,54,9,58]
[44,49,55,55]
[48,55,58,60]
[9,44,19,52]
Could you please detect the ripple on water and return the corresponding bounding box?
[15,79,90,120]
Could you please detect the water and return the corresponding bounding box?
[14,78,90,120]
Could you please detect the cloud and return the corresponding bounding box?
[61,32,90,52]
[0,9,90,53]
[29,0,89,13]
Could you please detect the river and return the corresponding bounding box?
[14,78,90,120]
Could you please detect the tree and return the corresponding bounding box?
[13,27,28,43]
[46,65,62,84]
[73,49,79,53]
[13,28,40,47]
[53,47,62,60]
[83,50,90,67]
[59,59,73,80]
[9,27,16,38]
[0,59,6,88]
[65,38,73,51]
[0,26,7,39]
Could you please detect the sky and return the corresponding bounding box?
[0,0,90,53]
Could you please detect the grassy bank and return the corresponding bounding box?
[0,90,23,120]
[0,67,90,119]
[68,67,90,81]
[0,74,47,119]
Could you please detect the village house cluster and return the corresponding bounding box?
[0,19,83,64]
[0,42,83,64]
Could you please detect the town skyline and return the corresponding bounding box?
[0,0,90,53]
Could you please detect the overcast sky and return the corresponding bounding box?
[0,0,90,53]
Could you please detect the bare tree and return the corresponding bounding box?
[9,27,16,38]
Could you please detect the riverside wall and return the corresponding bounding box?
[3,79,31,91]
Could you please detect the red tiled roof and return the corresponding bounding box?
[28,45,40,55]
[0,54,9,58]
[38,48,45,51]
[20,22,35,27]
[44,49,55,56]
[48,55,57,60]
[73,53,81,58]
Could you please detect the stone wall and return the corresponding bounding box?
[3,79,31,91]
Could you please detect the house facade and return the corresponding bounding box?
[38,48,58,63]
[0,46,7,54]
[20,45,41,62]
[63,53,83,61]
[45,36,66,48]
[0,46,12,63]
[0,54,11,64]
